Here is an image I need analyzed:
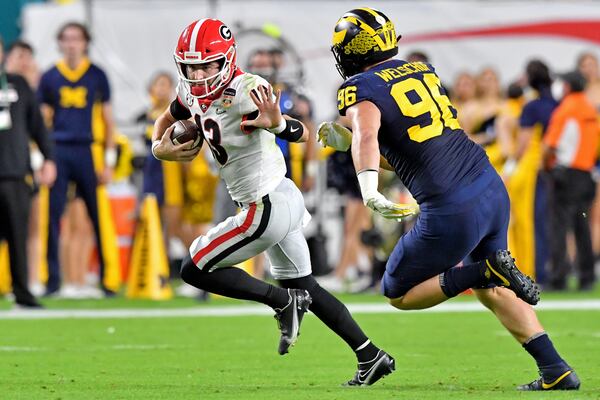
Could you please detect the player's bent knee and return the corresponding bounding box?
[180,255,201,284]
[474,286,517,310]
[389,296,411,310]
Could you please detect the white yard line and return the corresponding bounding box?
[0,299,599,320]
[0,346,46,352]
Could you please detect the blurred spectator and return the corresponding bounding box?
[179,148,219,247]
[58,196,99,298]
[470,67,505,169]
[577,52,600,109]
[246,49,275,82]
[4,39,44,296]
[0,36,55,308]
[175,147,219,299]
[320,117,372,292]
[496,82,526,175]
[136,71,186,251]
[269,48,285,79]
[247,48,317,191]
[37,22,118,296]
[576,52,600,262]
[543,71,599,291]
[451,71,478,134]
[405,50,429,63]
[4,40,39,89]
[512,59,557,282]
[496,83,529,275]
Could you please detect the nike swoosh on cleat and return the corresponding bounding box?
[542,370,572,389]
[357,356,386,384]
[485,260,510,286]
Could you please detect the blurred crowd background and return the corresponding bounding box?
[1,0,600,305]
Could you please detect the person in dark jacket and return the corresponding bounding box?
[0,36,56,308]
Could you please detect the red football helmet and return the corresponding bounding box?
[174,19,237,99]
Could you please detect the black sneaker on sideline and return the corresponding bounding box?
[15,299,44,309]
[344,350,395,386]
[274,289,312,355]
[518,369,580,391]
[485,250,540,305]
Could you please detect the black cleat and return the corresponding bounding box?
[274,289,312,355]
[518,369,580,391]
[485,250,540,305]
[344,350,395,386]
[14,299,44,309]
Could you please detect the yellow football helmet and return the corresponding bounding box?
[331,8,399,79]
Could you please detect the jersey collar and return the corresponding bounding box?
[56,57,91,83]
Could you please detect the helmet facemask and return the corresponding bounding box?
[174,45,236,99]
[332,45,362,79]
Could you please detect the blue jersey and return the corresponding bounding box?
[519,88,557,133]
[38,58,110,144]
[337,59,489,204]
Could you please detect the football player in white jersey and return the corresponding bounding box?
[151,18,394,386]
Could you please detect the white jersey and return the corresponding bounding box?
[177,72,286,204]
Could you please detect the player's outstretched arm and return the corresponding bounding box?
[151,107,199,162]
[240,85,309,142]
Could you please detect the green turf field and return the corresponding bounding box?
[1,291,599,399]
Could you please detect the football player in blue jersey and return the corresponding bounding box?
[319,7,580,391]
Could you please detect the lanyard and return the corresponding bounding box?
[0,70,9,108]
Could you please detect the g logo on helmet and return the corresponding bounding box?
[219,25,232,40]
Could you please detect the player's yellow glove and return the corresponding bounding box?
[316,122,352,151]
[365,193,419,221]
[357,169,419,221]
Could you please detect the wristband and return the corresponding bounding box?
[502,158,517,177]
[277,119,304,142]
[305,160,318,178]
[151,140,160,159]
[356,169,379,203]
[105,147,117,168]
[267,118,287,134]
[30,148,45,171]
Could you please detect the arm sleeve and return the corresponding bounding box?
[170,98,192,120]
[22,77,53,160]
[543,106,566,148]
[97,68,111,102]
[36,72,51,106]
[519,102,538,128]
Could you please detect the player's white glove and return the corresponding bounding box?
[357,169,419,221]
[316,122,352,151]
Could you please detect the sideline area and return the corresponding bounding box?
[1,299,600,320]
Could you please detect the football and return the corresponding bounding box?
[170,120,203,149]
